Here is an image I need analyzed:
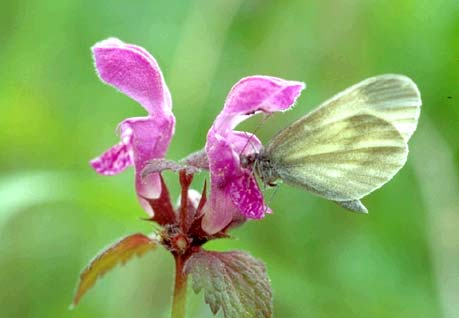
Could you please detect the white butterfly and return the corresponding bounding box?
[241,74,422,213]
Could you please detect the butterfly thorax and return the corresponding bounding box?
[240,150,279,187]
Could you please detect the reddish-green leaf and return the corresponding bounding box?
[72,233,158,307]
[184,250,272,318]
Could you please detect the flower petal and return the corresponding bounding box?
[228,131,262,156]
[90,140,133,176]
[206,132,238,186]
[215,76,305,132]
[229,172,268,219]
[201,187,240,235]
[92,38,172,114]
[121,116,175,200]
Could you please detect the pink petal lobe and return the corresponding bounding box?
[228,131,262,156]
[201,188,240,235]
[90,137,133,176]
[92,38,172,115]
[230,172,267,219]
[215,76,305,131]
[201,134,239,233]
[121,116,175,200]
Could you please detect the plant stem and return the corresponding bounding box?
[172,254,187,318]
[179,170,193,233]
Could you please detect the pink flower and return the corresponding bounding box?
[89,39,304,234]
[202,76,305,234]
[90,38,175,217]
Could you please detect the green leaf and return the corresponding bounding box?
[184,250,272,318]
[71,233,158,307]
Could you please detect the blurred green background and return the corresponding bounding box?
[1,0,458,317]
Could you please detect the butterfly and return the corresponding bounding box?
[240,74,422,213]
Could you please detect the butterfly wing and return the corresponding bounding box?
[267,114,407,201]
[292,74,421,142]
[264,75,421,212]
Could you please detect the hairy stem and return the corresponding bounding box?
[172,254,188,318]
[179,170,193,233]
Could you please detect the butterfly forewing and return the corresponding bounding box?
[281,74,421,143]
[265,113,408,202]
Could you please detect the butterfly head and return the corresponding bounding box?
[240,150,279,187]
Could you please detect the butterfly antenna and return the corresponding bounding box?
[239,113,272,156]
[239,114,272,191]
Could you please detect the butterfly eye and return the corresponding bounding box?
[240,154,257,169]
[239,155,249,169]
